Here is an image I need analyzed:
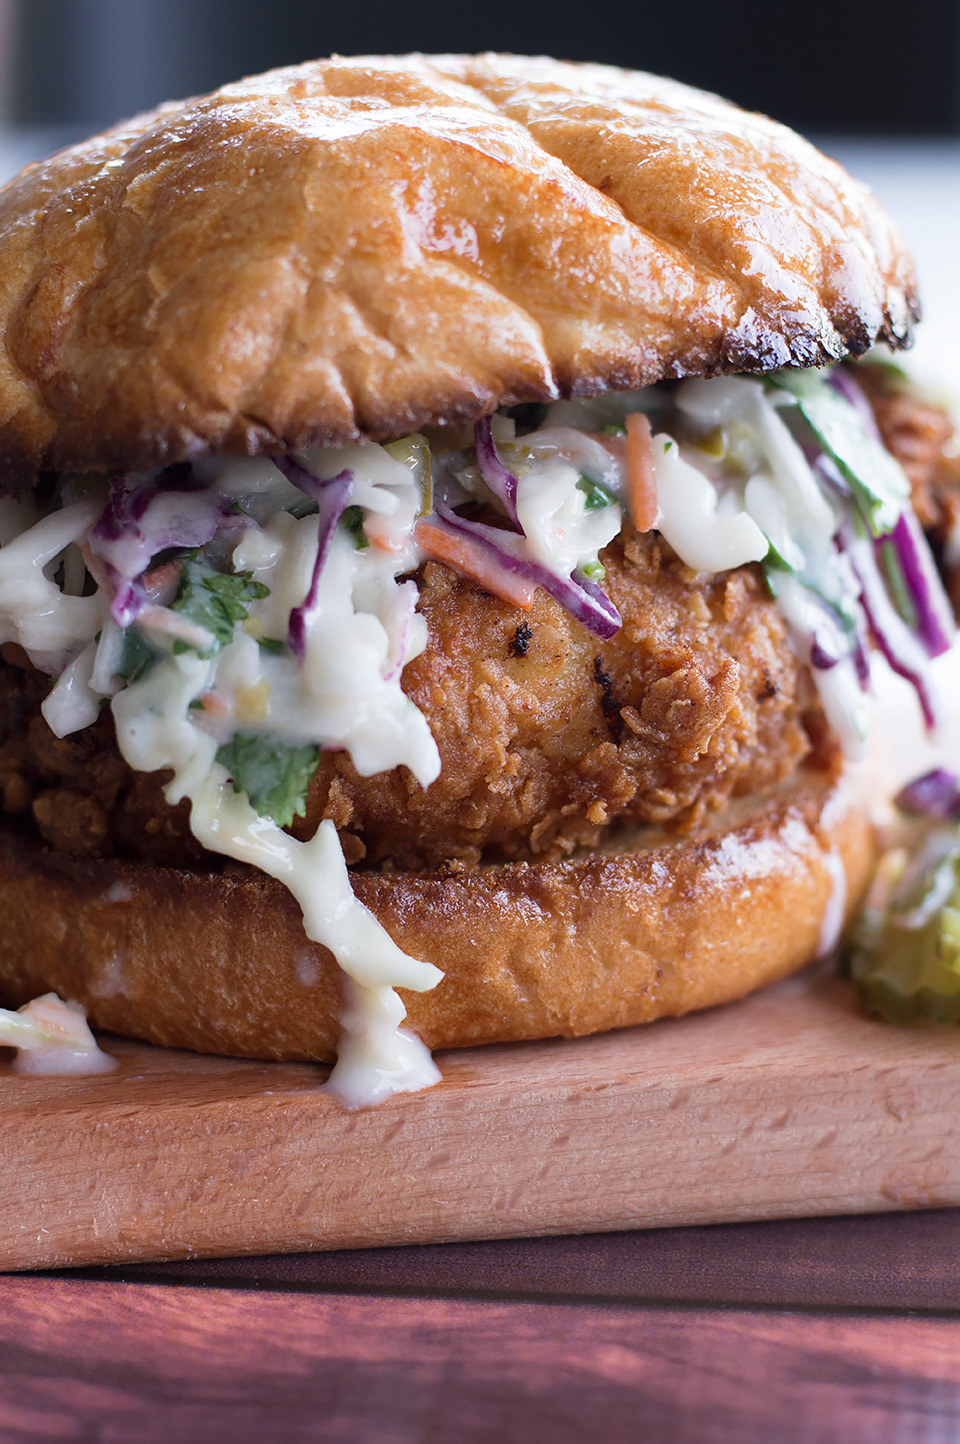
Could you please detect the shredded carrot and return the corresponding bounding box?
[142,558,186,603]
[197,690,229,717]
[363,514,405,554]
[79,540,111,596]
[625,412,658,533]
[415,520,537,610]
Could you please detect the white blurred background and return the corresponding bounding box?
[828,142,960,405]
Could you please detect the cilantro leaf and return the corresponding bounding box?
[576,474,617,510]
[760,546,793,576]
[340,505,369,549]
[216,733,320,829]
[257,636,288,656]
[116,626,159,683]
[171,561,270,658]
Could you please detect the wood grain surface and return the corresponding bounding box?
[0,1278,959,1443]
[78,1208,960,1314]
[4,967,960,1271]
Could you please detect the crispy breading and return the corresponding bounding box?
[0,529,819,869]
[0,646,205,866]
[299,531,818,868]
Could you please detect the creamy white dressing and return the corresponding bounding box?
[0,445,445,1105]
[112,648,442,1106]
[869,644,960,800]
[817,851,848,958]
[0,993,117,1075]
[515,462,622,577]
[234,523,437,778]
[330,977,441,1108]
[651,434,769,573]
[767,570,870,758]
[188,775,442,1106]
[667,375,936,762]
[0,499,105,668]
[524,428,625,494]
[42,642,101,738]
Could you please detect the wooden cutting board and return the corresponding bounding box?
[3,965,960,1272]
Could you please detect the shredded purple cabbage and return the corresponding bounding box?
[443,416,621,637]
[885,509,954,659]
[814,369,954,715]
[843,529,940,729]
[810,450,852,498]
[571,570,623,637]
[272,455,346,509]
[810,637,840,670]
[852,633,871,691]
[434,501,621,640]
[895,769,960,821]
[89,473,230,628]
[474,418,522,531]
[272,458,354,662]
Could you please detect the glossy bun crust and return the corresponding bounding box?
[0,764,873,1061]
[0,53,917,484]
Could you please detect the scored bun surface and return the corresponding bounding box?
[0,52,917,484]
[0,764,873,1061]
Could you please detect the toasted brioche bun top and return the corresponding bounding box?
[0,52,917,484]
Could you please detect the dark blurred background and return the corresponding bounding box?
[2,0,959,138]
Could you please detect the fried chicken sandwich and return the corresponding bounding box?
[0,54,955,1103]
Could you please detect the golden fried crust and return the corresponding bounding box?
[0,533,818,869]
[0,54,917,484]
[0,764,874,1060]
[303,533,817,868]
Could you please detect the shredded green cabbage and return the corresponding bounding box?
[768,369,909,534]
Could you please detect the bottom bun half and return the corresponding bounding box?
[0,763,874,1062]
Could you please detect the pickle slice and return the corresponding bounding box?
[850,836,960,1024]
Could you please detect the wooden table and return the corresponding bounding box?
[0,1209,957,1440]
[1,971,958,1441]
